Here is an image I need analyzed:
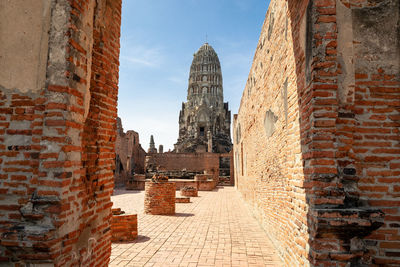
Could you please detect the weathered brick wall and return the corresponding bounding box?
[146,153,220,176]
[79,1,121,266]
[171,180,217,191]
[341,1,400,265]
[234,0,399,266]
[234,1,308,265]
[0,0,122,266]
[115,118,146,186]
[127,130,146,174]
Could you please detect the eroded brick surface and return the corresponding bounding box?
[0,0,122,265]
[111,214,138,242]
[115,117,146,186]
[180,187,198,197]
[234,0,399,266]
[144,182,176,215]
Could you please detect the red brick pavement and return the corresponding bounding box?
[110,187,283,267]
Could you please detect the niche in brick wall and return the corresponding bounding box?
[264,110,278,138]
[235,123,241,144]
[267,10,275,40]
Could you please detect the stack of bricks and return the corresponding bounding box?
[175,197,190,203]
[111,209,137,242]
[144,177,175,215]
[180,186,198,197]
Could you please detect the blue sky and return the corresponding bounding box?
[118,0,270,151]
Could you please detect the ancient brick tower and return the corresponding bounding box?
[174,43,232,153]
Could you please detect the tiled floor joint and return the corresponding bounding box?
[111,186,282,267]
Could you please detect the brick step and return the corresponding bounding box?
[176,197,190,203]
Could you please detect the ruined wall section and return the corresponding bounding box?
[145,153,220,178]
[233,0,307,265]
[235,0,399,266]
[80,0,122,266]
[0,0,122,266]
[338,1,400,265]
[115,117,128,185]
[126,130,146,175]
[298,0,399,265]
[115,118,146,186]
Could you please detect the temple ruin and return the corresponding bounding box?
[0,0,399,266]
[145,43,234,185]
[174,43,232,153]
[234,0,399,265]
[114,117,146,186]
[0,0,122,265]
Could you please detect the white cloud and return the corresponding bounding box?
[120,43,165,68]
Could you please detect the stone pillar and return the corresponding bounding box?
[207,130,213,152]
[144,180,176,215]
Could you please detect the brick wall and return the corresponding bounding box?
[234,0,399,266]
[127,130,146,174]
[0,0,122,266]
[145,153,220,177]
[115,118,146,186]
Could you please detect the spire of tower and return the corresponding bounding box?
[174,43,232,153]
[148,135,157,153]
[150,135,154,146]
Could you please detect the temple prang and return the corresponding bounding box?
[174,43,232,153]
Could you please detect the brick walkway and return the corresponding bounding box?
[110,186,282,267]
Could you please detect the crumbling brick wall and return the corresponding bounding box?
[126,130,146,174]
[145,153,220,178]
[234,0,399,266]
[115,118,146,186]
[0,0,122,266]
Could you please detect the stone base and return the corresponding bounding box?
[111,214,138,242]
[126,180,145,190]
[176,197,190,203]
[198,180,217,191]
[134,174,146,180]
[181,187,198,197]
[172,179,217,191]
[194,174,212,181]
[144,181,176,215]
